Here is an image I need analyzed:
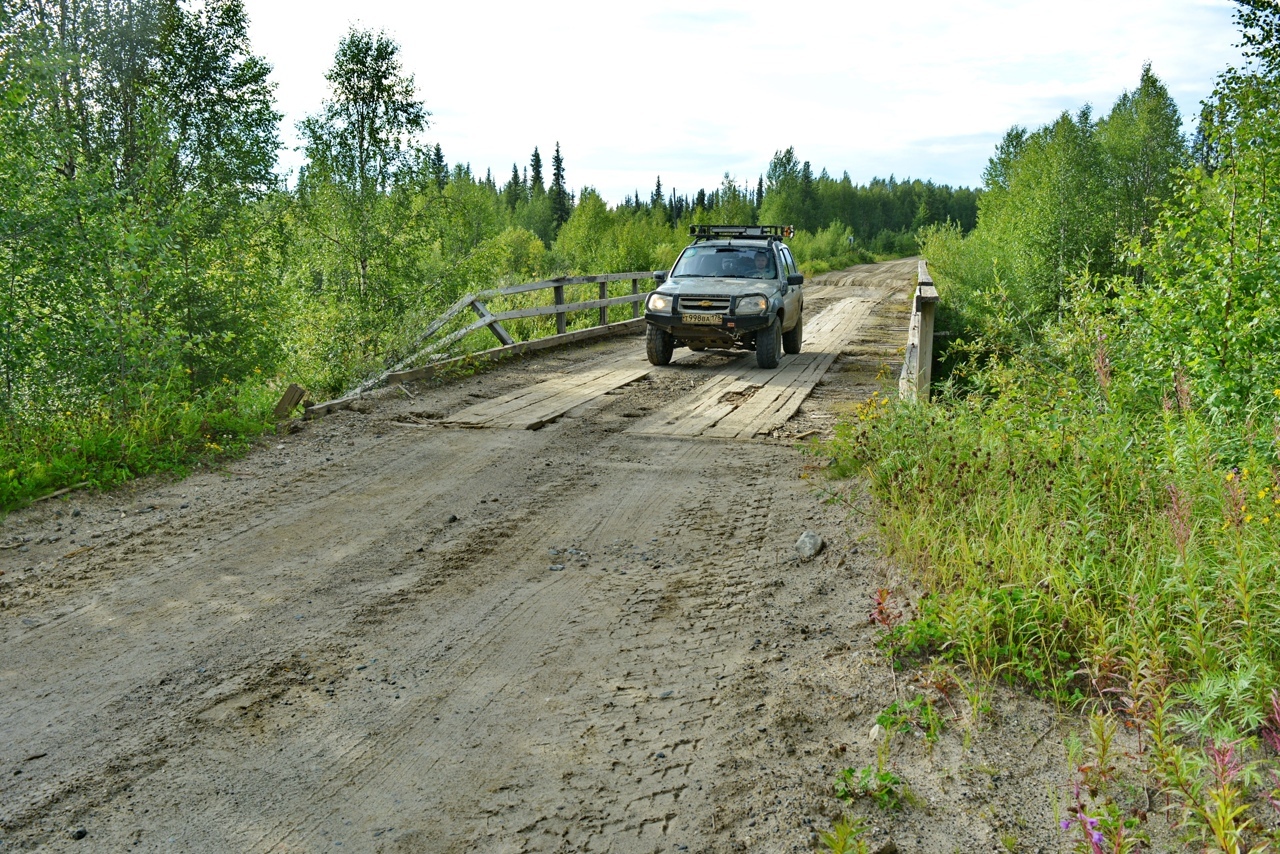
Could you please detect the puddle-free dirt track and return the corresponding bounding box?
[1,260,1081,853]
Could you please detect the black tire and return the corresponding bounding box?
[646,324,674,366]
[755,317,782,369]
[783,310,803,354]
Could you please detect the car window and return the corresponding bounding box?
[781,247,798,277]
[671,246,776,278]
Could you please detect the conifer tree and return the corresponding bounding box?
[549,141,570,230]
[430,143,447,190]
[529,147,545,196]
[502,163,523,210]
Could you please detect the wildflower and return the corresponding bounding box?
[1227,472,1236,482]
[1274,389,1280,398]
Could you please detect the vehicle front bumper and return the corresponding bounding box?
[645,311,774,336]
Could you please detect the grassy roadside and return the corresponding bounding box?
[824,376,1280,850]
[0,380,277,512]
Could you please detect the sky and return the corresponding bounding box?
[242,0,1246,205]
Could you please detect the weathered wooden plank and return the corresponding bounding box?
[707,352,837,439]
[273,383,306,419]
[445,363,651,430]
[488,292,644,323]
[630,297,873,440]
[471,299,516,347]
[495,271,659,297]
[304,396,357,419]
[504,367,652,430]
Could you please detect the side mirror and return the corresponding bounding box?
[787,273,804,287]
[653,270,667,284]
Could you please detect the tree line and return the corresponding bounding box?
[0,0,975,507]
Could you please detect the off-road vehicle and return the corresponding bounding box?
[644,225,804,369]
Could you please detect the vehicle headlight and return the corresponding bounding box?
[647,292,674,313]
[736,295,768,315]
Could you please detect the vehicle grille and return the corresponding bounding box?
[676,295,731,314]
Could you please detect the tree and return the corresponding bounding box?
[1130,1,1280,414]
[529,147,544,196]
[429,143,447,190]
[1096,63,1186,261]
[158,0,279,209]
[297,27,428,304]
[549,141,570,231]
[502,162,523,210]
[759,147,805,227]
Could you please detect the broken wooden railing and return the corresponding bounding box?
[295,271,662,418]
[898,260,939,402]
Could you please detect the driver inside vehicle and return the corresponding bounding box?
[751,251,776,278]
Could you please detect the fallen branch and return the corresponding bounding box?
[33,482,90,503]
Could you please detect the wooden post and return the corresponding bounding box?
[471,299,516,347]
[554,284,567,335]
[273,383,306,419]
[598,281,609,327]
[915,260,939,400]
[631,278,640,318]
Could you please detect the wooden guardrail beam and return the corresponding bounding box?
[345,270,662,398]
[899,259,940,402]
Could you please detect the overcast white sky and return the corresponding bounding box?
[242,0,1245,204]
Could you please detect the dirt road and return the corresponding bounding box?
[1,260,1075,853]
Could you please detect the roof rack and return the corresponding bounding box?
[688,224,795,242]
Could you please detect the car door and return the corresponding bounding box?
[779,246,802,327]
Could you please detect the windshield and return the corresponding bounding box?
[671,246,777,279]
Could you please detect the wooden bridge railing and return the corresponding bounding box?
[898,260,939,402]
[292,271,662,416]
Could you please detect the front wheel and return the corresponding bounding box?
[755,317,782,369]
[646,324,674,365]
[783,310,803,354]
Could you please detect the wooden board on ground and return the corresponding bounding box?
[443,361,653,430]
[441,295,875,437]
[627,297,873,440]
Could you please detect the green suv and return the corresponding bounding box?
[644,225,804,369]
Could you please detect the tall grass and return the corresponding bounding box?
[830,376,1280,730]
[828,368,1280,848]
[1,375,277,510]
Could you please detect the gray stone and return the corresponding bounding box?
[548,564,565,572]
[795,531,824,561]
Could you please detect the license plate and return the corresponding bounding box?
[681,312,721,325]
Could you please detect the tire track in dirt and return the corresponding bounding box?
[9,259,1057,854]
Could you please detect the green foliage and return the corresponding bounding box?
[830,23,1280,843]
[833,766,909,812]
[876,695,947,743]
[818,816,870,854]
[930,66,1187,352]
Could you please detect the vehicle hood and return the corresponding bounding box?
[662,277,776,295]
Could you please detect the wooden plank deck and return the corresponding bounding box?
[442,295,873,437]
[628,297,873,439]
[442,361,653,430]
